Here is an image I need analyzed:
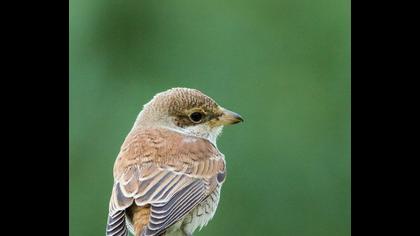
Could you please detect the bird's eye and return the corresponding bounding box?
[189,112,203,123]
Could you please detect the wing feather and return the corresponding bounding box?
[106,210,128,236]
[144,180,206,236]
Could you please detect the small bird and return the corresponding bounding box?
[106,88,243,236]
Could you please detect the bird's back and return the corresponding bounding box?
[107,127,226,236]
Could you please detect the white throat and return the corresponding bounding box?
[166,124,223,146]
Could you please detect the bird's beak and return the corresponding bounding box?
[217,108,244,126]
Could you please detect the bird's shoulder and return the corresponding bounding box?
[113,127,225,180]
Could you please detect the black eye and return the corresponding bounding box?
[189,112,203,123]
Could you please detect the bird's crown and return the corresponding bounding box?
[147,87,220,116]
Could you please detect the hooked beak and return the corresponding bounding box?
[217,108,244,126]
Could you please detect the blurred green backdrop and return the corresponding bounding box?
[70,0,350,235]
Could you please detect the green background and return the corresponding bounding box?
[70,0,350,235]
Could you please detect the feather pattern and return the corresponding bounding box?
[143,180,206,236]
[106,210,128,236]
[107,128,226,236]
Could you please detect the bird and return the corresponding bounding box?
[106,88,243,236]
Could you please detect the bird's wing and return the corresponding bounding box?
[106,128,226,236]
[106,207,128,236]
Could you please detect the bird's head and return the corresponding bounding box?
[134,88,243,143]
